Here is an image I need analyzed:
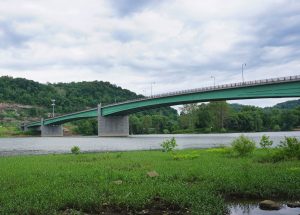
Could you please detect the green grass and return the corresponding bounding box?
[0,149,299,214]
[0,125,20,137]
[0,125,38,137]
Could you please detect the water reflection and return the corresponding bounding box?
[229,202,300,215]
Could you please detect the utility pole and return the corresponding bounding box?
[51,99,55,117]
[242,63,246,83]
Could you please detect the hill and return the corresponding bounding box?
[0,76,140,113]
[0,76,178,135]
[274,99,300,109]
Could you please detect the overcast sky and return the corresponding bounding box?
[0,0,299,107]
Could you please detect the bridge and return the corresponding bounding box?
[23,75,300,137]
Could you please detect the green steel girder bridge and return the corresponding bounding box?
[23,75,300,137]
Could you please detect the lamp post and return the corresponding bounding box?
[211,76,216,87]
[150,82,155,97]
[51,99,55,117]
[242,63,246,83]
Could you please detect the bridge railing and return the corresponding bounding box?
[104,75,300,107]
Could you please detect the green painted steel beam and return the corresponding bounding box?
[43,108,97,125]
[27,108,97,128]
[26,78,300,128]
[102,81,300,116]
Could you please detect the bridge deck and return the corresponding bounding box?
[105,75,300,107]
[26,75,300,128]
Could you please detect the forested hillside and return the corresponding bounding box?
[0,76,177,135]
[274,99,300,109]
[0,76,139,113]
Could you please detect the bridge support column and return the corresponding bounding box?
[98,104,129,137]
[98,115,129,137]
[41,125,64,137]
[41,118,63,137]
[21,123,29,132]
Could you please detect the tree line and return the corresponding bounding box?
[128,101,300,134]
[74,102,300,135]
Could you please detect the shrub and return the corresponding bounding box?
[259,135,273,149]
[71,146,80,155]
[277,137,300,160]
[163,129,170,134]
[161,137,177,152]
[273,125,281,131]
[231,135,256,156]
[203,127,212,133]
[220,128,227,133]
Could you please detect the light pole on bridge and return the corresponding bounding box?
[242,63,246,83]
[51,99,56,118]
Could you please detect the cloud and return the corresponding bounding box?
[109,0,162,16]
[0,21,31,48]
[0,0,299,107]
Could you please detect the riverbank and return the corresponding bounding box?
[0,149,299,214]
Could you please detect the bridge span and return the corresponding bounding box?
[23,75,300,137]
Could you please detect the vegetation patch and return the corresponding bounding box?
[230,135,256,156]
[71,146,81,155]
[160,137,177,152]
[0,149,299,214]
[255,136,300,163]
[259,134,273,149]
[271,137,300,162]
[172,151,200,160]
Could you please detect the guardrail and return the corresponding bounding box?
[104,75,300,107]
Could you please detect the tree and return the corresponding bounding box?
[195,104,213,130]
[208,101,229,131]
[281,110,298,130]
[180,104,198,130]
[74,119,97,135]
[129,115,142,134]
[141,115,152,134]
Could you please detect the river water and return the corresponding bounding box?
[229,202,300,215]
[0,131,299,156]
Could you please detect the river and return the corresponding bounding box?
[0,131,299,156]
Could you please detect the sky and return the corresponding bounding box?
[0,0,299,107]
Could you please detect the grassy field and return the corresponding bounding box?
[0,149,299,215]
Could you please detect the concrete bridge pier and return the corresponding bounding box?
[98,104,129,137]
[20,123,29,132]
[41,118,64,137]
[41,125,64,137]
[98,115,129,137]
